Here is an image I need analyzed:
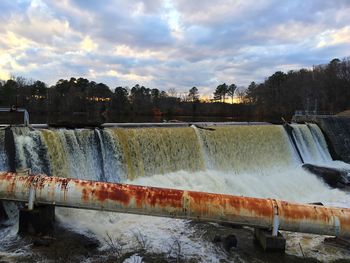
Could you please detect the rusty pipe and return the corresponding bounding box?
[0,172,350,237]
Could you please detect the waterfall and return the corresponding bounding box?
[41,129,106,181]
[191,125,210,170]
[291,124,332,165]
[1,122,347,202]
[96,129,125,183]
[12,127,51,175]
[196,125,298,174]
[2,124,348,181]
[40,129,70,178]
[107,127,205,179]
[308,123,334,161]
[0,129,8,171]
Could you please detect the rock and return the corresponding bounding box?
[302,164,350,188]
[0,202,8,222]
[213,235,222,243]
[219,222,243,229]
[223,234,237,251]
[84,238,99,249]
[33,237,52,247]
[324,237,350,249]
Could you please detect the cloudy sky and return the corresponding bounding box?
[0,0,349,96]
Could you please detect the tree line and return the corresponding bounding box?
[244,57,350,121]
[0,57,349,125]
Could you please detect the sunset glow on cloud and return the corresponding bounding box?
[0,0,349,95]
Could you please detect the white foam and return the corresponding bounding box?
[56,168,350,262]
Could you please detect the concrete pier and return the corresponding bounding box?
[18,205,55,236]
[254,228,286,252]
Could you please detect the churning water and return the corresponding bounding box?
[1,124,350,262]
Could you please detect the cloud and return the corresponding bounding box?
[0,0,349,95]
[80,36,98,52]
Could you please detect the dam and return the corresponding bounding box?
[2,124,332,179]
[1,123,350,262]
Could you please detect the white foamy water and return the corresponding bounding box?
[56,168,350,262]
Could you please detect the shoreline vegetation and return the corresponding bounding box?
[0,57,349,125]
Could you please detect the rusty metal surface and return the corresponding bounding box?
[1,172,350,237]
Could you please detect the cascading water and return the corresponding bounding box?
[95,129,125,183]
[291,123,332,164]
[12,127,51,175]
[107,127,205,179]
[128,125,349,204]
[0,129,8,171]
[291,123,350,172]
[38,129,124,181]
[8,124,333,181]
[11,127,205,181]
[1,124,350,262]
[4,124,350,203]
[196,125,298,173]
